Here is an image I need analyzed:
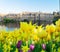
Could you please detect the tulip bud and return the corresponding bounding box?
[28,49,32,52]
[16,40,22,48]
[30,44,35,50]
[42,44,46,50]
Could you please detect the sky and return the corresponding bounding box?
[0,0,59,13]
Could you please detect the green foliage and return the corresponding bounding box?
[53,16,60,24]
[3,18,17,24]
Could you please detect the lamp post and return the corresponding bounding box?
[29,13,31,22]
[38,13,40,26]
[33,14,36,24]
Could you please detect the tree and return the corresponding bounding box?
[53,15,60,24]
[23,19,29,23]
[3,18,17,23]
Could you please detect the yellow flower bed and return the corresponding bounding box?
[0,19,60,52]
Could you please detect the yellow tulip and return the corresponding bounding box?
[39,30,47,39]
[55,19,60,31]
[33,35,39,42]
[46,34,51,41]
[22,46,29,52]
[46,24,55,34]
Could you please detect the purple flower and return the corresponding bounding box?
[16,40,22,48]
[30,44,35,50]
[42,44,46,50]
[28,49,32,52]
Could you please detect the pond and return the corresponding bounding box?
[0,23,20,31]
[6,27,18,31]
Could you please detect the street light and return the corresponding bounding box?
[38,13,40,26]
[33,14,36,24]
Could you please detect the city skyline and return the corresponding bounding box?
[0,0,59,14]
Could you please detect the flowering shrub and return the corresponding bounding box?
[0,19,60,52]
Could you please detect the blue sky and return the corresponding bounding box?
[0,0,59,13]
